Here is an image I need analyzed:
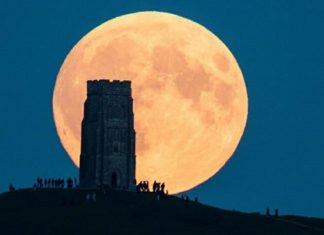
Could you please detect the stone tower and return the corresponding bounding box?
[79,80,136,190]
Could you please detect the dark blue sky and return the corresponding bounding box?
[1,0,323,218]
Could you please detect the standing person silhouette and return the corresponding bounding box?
[160,182,165,194]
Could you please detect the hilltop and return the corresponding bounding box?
[0,189,323,235]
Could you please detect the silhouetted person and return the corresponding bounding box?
[194,197,198,203]
[36,177,43,188]
[160,182,165,194]
[67,177,73,189]
[142,181,146,192]
[138,181,143,192]
[275,209,279,217]
[9,184,15,192]
[266,208,270,216]
[44,179,48,188]
[153,181,157,192]
[136,183,140,193]
[92,192,96,202]
[36,177,40,188]
[185,196,189,202]
[156,182,161,192]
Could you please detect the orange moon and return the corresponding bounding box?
[53,11,248,194]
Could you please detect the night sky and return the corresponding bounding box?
[1,0,323,218]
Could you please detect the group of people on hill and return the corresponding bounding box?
[136,181,149,192]
[34,177,78,189]
[152,181,165,193]
[136,180,167,194]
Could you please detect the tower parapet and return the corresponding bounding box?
[87,80,131,96]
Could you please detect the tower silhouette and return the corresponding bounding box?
[79,80,136,190]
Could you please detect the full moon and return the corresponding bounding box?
[53,11,248,194]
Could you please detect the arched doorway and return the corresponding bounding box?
[111,172,117,188]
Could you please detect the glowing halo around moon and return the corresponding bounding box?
[53,11,248,194]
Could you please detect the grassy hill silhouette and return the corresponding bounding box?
[0,189,323,235]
